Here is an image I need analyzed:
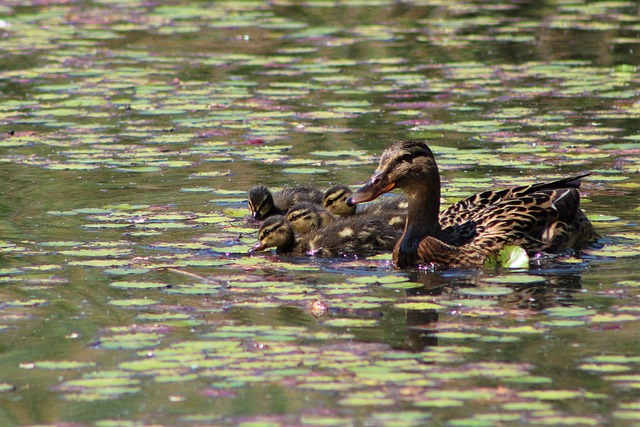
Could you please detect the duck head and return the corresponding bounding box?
[247,185,274,221]
[347,140,439,206]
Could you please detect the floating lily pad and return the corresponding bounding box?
[457,286,513,296]
[483,246,530,269]
[108,299,159,307]
[33,361,98,370]
[395,301,444,310]
[322,318,379,328]
[110,281,169,289]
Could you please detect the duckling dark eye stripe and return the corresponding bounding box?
[326,189,348,205]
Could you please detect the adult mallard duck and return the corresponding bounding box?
[249,214,400,257]
[286,202,334,234]
[247,185,323,221]
[347,139,596,268]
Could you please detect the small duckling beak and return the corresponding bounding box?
[347,173,396,206]
[248,241,266,252]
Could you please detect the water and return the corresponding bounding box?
[0,1,639,426]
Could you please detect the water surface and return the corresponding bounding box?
[1,1,640,426]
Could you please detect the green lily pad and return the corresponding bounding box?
[457,286,513,296]
[108,299,159,307]
[110,281,169,289]
[395,301,444,310]
[483,245,530,269]
[322,318,379,328]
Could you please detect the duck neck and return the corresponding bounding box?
[396,177,443,263]
[276,239,295,254]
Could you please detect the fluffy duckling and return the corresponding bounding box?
[347,139,596,268]
[323,184,407,230]
[247,185,323,221]
[323,185,357,216]
[249,214,401,257]
[286,202,335,234]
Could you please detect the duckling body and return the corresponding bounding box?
[249,214,401,257]
[347,140,596,268]
[248,185,323,221]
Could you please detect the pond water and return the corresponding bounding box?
[1,1,640,426]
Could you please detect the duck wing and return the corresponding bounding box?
[415,186,594,268]
[439,173,590,228]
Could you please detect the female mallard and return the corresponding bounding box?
[346,139,596,268]
[286,202,334,234]
[249,214,400,257]
[247,185,323,221]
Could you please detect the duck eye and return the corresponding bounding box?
[401,153,413,163]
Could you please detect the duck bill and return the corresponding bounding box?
[347,173,396,206]
[248,241,266,253]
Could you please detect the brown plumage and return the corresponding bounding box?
[286,202,335,234]
[347,139,596,268]
[323,184,407,231]
[247,185,323,221]
[248,214,401,257]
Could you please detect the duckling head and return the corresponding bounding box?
[247,185,274,220]
[249,215,294,253]
[323,185,356,216]
[347,140,440,206]
[286,203,323,234]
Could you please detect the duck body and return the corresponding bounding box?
[249,214,401,257]
[248,185,323,221]
[347,140,596,268]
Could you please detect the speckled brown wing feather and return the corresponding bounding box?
[417,187,595,267]
[439,174,590,228]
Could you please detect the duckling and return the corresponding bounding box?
[247,185,323,221]
[323,184,407,230]
[323,185,357,216]
[249,214,401,257]
[347,139,596,268]
[286,202,335,234]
